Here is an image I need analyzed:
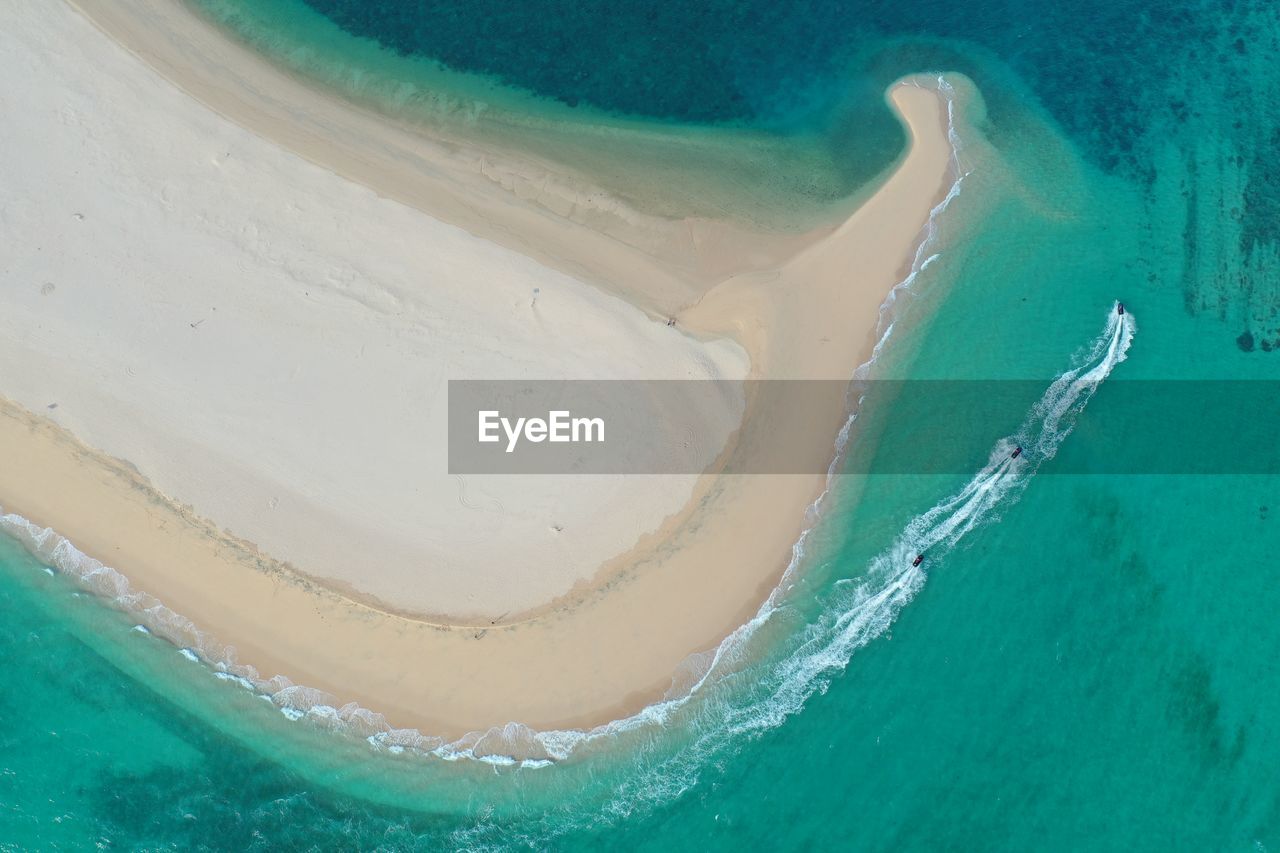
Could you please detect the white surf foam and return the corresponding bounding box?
[560,302,1136,831]
[857,75,973,382]
[0,76,1025,778]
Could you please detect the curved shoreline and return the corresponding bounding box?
[68,0,842,316]
[0,0,968,743]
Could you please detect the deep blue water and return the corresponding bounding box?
[199,0,1280,345]
[4,0,1280,848]
[295,0,1266,181]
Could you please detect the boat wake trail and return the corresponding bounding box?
[559,303,1137,833]
[899,299,1135,561]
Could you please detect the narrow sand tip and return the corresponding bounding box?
[1,0,975,746]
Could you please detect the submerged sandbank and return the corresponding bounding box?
[66,0,836,318]
[0,0,967,740]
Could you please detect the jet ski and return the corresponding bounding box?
[912,554,924,567]
[1011,446,1023,459]
[1117,302,1125,315]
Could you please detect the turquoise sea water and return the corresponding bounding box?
[5,0,1280,848]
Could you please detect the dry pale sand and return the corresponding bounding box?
[1,0,750,622]
[0,0,965,744]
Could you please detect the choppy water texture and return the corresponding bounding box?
[5,0,1280,848]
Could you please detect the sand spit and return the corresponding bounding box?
[0,0,965,739]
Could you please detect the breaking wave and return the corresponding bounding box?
[0,75,979,773]
[0,77,1144,841]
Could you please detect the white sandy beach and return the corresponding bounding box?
[1,0,752,620]
[0,0,966,740]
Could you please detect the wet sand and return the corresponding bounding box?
[0,0,965,745]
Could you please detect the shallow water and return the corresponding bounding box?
[4,0,1280,848]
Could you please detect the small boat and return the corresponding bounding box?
[1117,302,1125,315]
[912,554,924,567]
[1011,446,1023,459]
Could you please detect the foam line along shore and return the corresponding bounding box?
[0,0,969,754]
